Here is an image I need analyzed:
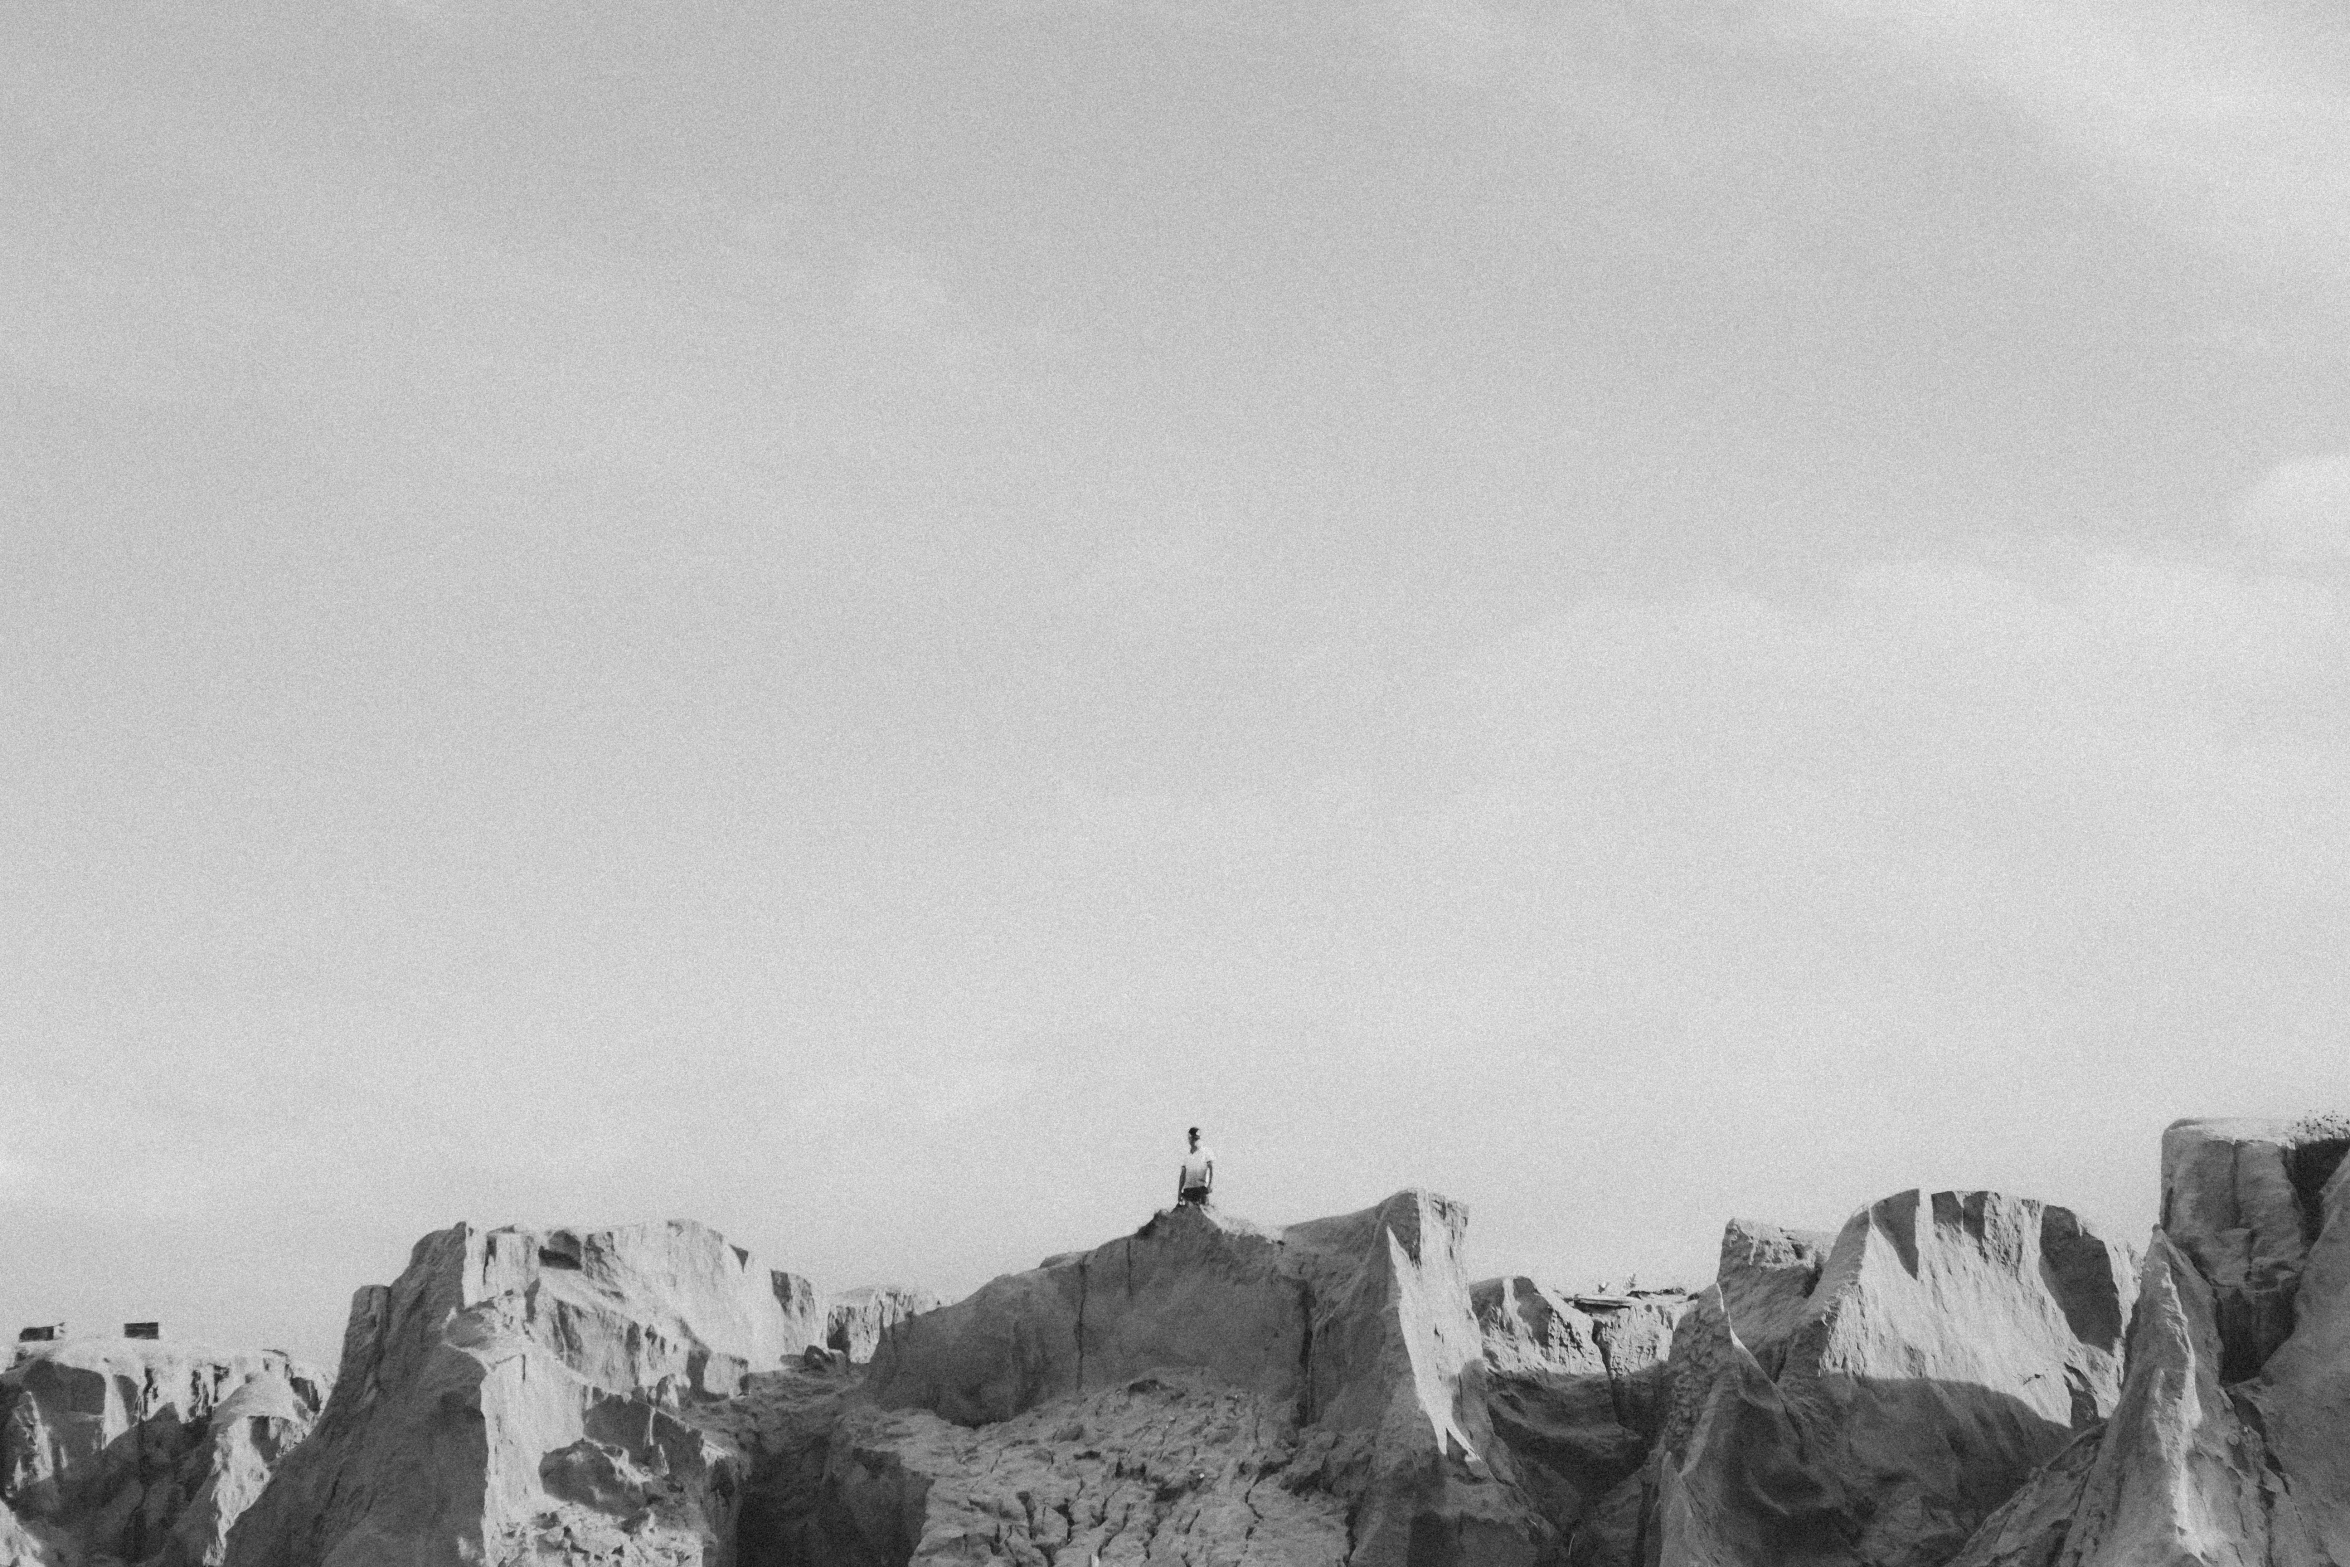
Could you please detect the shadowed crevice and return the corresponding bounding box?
[2286,1138,2347,1245]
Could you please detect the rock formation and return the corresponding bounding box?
[40,1111,2343,1567]
[823,1288,939,1367]
[1471,1279,1686,1564]
[860,1191,1566,1564]
[205,1194,1577,1565]
[222,1219,828,1567]
[720,1362,1354,1566]
[1645,1191,2136,1567]
[1950,1114,2350,1567]
[0,1336,328,1567]
[1,1499,60,1567]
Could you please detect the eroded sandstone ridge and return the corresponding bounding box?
[1649,1192,2137,1567]
[0,1336,328,1567]
[194,1192,1677,1565]
[223,1220,828,1567]
[717,1360,1357,1566]
[824,1289,941,1367]
[854,1192,1563,1564]
[20,1111,2350,1567]
[705,1192,1695,1565]
[661,1191,1695,1566]
[1471,1278,1684,1566]
[1952,1115,2350,1567]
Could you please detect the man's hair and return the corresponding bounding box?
[1187,1126,1200,1137]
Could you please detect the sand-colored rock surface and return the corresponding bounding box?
[223,1219,826,1567]
[864,1204,1305,1426]
[0,1337,328,1567]
[0,1499,63,1567]
[1471,1279,1685,1564]
[170,1371,323,1567]
[1652,1190,2135,1567]
[866,1191,1560,1566]
[62,1116,2350,1567]
[705,1363,1351,1565]
[824,1288,940,1367]
[1951,1115,2350,1567]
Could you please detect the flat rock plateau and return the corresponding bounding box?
[4,1114,2345,1567]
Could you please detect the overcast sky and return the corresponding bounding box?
[5,0,2349,1365]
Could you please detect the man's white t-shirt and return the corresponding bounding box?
[1180,1145,1215,1189]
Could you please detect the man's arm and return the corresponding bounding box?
[1204,1156,1214,1192]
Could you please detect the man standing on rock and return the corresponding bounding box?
[1177,1127,1215,1207]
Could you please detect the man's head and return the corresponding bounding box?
[1187,1126,1200,1148]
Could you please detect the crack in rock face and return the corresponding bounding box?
[1469,1277,1687,1563]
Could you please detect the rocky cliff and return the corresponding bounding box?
[0,1336,328,1567]
[221,1219,828,1567]
[861,1191,1554,1565]
[717,1360,1356,1567]
[824,1289,941,1367]
[1470,1278,1686,1565]
[1649,1190,2137,1567]
[23,1111,2350,1567]
[1951,1114,2350,1567]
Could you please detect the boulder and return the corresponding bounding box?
[823,1288,940,1366]
[864,1191,1558,1566]
[1652,1191,2135,1567]
[223,1219,826,1567]
[0,1336,328,1566]
[1952,1114,2350,1567]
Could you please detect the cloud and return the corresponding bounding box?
[2236,451,2350,563]
[911,534,2350,1286]
[1784,0,2350,266]
[1393,0,2350,279]
[990,539,2350,1080]
[1421,548,2348,1000]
